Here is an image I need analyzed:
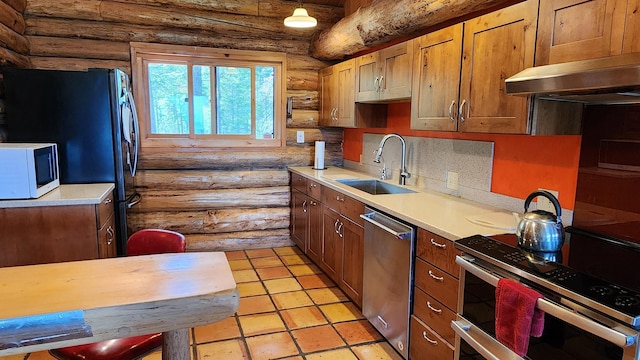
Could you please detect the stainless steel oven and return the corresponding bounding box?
[453,235,640,360]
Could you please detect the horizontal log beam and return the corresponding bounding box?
[0,0,25,34]
[3,0,26,13]
[28,56,130,74]
[135,169,290,190]
[286,54,331,71]
[288,109,319,128]
[127,207,290,234]
[287,69,318,91]
[186,230,294,252]
[131,187,291,212]
[0,45,30,67]
[138,145,343,170]
[27,36,130,60]
[25,18,312,55]
[286,90,319,111]
[0,21,29,54]
[310,0,520,59]
[286,128,343,145]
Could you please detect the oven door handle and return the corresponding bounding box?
[456,255,637,348]
[451,319,523,360]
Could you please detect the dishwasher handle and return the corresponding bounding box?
[360,212,412,240]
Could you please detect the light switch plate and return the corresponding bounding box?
[296,131,304,143]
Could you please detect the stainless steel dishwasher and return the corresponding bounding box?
[360,206,416,359]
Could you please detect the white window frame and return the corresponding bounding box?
[130,42,287,149]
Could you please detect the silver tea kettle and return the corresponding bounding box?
[514,190,564,252]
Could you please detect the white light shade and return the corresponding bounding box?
[284,7,317,28]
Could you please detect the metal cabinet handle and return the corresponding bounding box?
[337,222,344,238]
[422,331,438,345]
[430,238,447,249]
[374,77,379,91]
[334,218,340,233]
[448,100,456,122]
[428,270,444,282]
[427,301,442,314]
[106,226,114,245]
[379,75,384,91]
[104,198,113,205]
[310,201,317,206]
[459,99,467,123]
[309,183,317,189]
[377,315,388,329]
[302,200,307,213]
[336,196,344,202]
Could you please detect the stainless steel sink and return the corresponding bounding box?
[336,179,416,195]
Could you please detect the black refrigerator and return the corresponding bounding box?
[3,68,140,255]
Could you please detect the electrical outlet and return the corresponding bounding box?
[536,188,559,213]
[296,131,304,143]
[446,171,459,190]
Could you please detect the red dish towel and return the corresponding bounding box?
[495,278,545,356]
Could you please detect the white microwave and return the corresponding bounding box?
[0,143,60,199]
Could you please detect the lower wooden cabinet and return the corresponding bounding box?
[0,191,117,267]
[290,188,322,264]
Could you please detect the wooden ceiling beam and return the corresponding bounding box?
[310,0,520,60]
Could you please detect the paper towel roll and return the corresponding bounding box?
[314,141,325,169]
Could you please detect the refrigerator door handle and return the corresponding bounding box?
[126,91,140,177]
[126,192,142,209]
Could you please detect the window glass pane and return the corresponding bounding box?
[216,67,251,135]
[256,66,275,139]
[193,65,212,135]
[148,63,189,134]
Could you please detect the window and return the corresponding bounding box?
[130,43,286,149]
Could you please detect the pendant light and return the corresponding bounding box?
[284,1,317,28]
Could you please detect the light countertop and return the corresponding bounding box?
[289,166,516,240]
[0,183,115,208]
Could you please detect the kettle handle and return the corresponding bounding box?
[524,190,562,221]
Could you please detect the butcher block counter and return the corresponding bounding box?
[0,183,118,267]
[289,166,515,240]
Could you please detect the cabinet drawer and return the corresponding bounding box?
[307,179,322,200]
[322,186,364,226]
[97,191,114,228]
[291,172,308,193]
[409,315,454,360]
[413,286,456,345]
[414,258,459,311]
[416,228,461,278]
[98,214,117,258]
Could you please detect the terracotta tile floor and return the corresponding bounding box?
[11,246,402,360]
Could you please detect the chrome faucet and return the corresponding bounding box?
[374,133,410,185]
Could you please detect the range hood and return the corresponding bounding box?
[505,53,640,104]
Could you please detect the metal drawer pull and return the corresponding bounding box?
[336,196,345,202]
[302,200,307,213]
[427,301,442,314]
[428,270,444,281]
[310,201,317,206]
[422,331,438,345]
[430,238,446,249]
[106,226,114,245]
[455,255,637,348]
[104,198,112,204]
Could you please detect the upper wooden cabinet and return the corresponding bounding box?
[355,41,414,103]
[536,0,640,65]
[411,24,464,132]
[319,60,387,128]
[411,0,538,134]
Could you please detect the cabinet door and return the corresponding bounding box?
[306,199,323,264]
[321,206,342,280]
[459,0,537,134]
[536,0,627,65]
[379,40,413,100]
[355,53,380,102]
[340,217,364,307]
[411,24,463,131]
[319,66,334,126]
[623,0,640,54]
[291,190,309,252]
[334,59,356,127]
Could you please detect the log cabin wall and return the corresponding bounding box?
[3,0,346,251]
[0,0,29,141]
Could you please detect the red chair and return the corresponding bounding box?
[49,229,186,360]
